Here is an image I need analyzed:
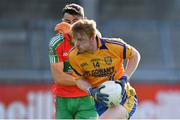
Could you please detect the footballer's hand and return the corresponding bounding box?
[54,22,71,34]
[87,85,109,106]
[115,76,128,96]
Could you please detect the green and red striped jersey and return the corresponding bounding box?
[49,33,88,97]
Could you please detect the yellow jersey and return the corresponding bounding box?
[69,37,133,87]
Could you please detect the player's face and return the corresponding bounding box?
[62,13,83,25]
[74,32,94,53]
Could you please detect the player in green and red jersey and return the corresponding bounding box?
[48,3,99,119]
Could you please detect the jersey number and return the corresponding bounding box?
[93,62,100,68]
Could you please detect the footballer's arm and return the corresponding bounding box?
[123,47,141,80]
[50,62,76,86]
[75,79,92,93]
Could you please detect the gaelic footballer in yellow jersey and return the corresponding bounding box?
[68,19,140,119]
[69,37,138,119]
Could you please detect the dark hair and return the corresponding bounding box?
[62,3,84,17]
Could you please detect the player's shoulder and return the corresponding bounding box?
[103,37,126,45]
[49,34,65,48]
[104,37,132,51]
[48,34,65,55]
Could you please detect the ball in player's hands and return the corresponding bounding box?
[100,81,123,107]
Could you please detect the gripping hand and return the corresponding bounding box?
[87,85,109,106]
[54,22,71,34]
[114,76,128,96]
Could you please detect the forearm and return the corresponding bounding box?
[52,70,76,86]
[50,64,76,86]
[76,79,92,93]
[123,47,141,80]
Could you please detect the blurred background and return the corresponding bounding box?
[0,0,180,119]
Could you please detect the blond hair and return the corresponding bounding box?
[72,19,96,38]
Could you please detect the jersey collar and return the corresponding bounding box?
[96,36,108,50]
